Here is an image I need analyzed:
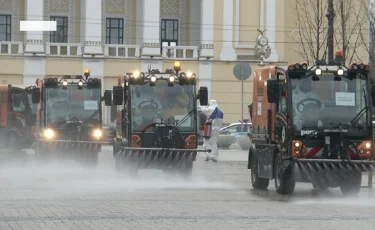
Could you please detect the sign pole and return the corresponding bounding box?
[233,62,252,133]
[241,66,244,132]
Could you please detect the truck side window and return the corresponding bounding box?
[279,97,287,114]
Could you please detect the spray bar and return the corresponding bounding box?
[295,158,375,164]
[37,139,110,145]
[120,147,211,153]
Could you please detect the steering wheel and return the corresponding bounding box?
[138,100,159,112]
[52,101,70,111]
[296,98,323,113]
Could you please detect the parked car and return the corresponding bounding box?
[220,122,252,136]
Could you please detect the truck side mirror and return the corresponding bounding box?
[104,90,112,106]
[267,79,280,103]
[13,94,21,107]
[198,86,208,106]
[371,85,375,107]
[31,87,40,104]
[113,86,123,105]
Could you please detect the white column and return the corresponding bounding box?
[82,0,103,57]
[265,0,279,62]
[199,62,213,100]
[141,0,161,57]
[200,0,214,59]
[24,0,44,54]
[220,0,237,61]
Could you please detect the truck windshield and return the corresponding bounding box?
[290,75,370,135]
[130,82,196,132]
[45,86,101,127]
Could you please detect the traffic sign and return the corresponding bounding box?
[233,63,252,132]
[233,63,252,80]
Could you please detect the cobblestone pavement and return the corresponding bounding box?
[1,147,375,229]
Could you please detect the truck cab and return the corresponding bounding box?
[33,69,112,166]
[112,62,210,178]
[249,51,375,195]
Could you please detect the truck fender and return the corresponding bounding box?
[248,144,256,169]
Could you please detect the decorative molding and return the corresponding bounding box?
[0,0,12,10]
[235,0,264,49]
[0,0,21,41]
[102,0,132,45]
[143,43,160,48]
[26,40,43,43]
[200,44,214,49]
[160,0,180,17]
[85,41,102,46]
[43,0,76,43]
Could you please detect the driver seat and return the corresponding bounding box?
[301,103,320,127]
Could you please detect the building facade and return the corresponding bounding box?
[0,0,370,123]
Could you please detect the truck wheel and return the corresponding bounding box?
[274,153,295,195]
[340,171,362,196]
[251,152,269,189]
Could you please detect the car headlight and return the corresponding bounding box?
[43,129,54,139]
[93,129,102,138]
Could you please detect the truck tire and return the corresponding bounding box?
[274,153,295,195]
[339,171,362,196]
[251,152,269,189]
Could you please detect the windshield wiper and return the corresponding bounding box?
[80,109,100,126]
[170,109,196,132]
[348,106,369,127]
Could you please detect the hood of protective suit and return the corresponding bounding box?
[209,99,218,108]
[201,99,219,116]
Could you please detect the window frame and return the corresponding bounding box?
[0,14,11,41]
[105,18,124,45]
[50,16,68,43]
[160,19,179,48]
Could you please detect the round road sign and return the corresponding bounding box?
[233,63,252,80]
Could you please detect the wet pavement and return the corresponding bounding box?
[0,146,375,229]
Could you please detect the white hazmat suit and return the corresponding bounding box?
[202,99,223,162]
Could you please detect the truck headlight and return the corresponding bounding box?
[43,129,55,139]
[93,129,102,138]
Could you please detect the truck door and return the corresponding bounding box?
[8,88,28,136]
[275,90,288,151]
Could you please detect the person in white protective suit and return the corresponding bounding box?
[202,99,224,162]
[292,77,323,130]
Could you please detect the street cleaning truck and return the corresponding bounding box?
[248,50,375,195]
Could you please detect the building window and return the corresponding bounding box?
[161,19,178,47]
[0,15,11,41]
[106,18,124,44]
[50,16,68,43]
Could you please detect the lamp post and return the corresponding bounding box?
[255,29,272,65]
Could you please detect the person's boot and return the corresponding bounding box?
[212,158,218,162]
